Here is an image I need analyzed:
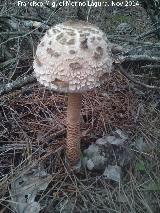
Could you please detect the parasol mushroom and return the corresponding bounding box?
[33,21,112,166]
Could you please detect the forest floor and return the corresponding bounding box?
[0,2,160,213]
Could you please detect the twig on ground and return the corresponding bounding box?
[115,63,160,91]
[120,55,160,62]
[0,32,43,35]
[108,36,160,48]
[140,64,160,69]
[135,26,160,40]
[0,15,52,26]
[134,103,143,123]
[0,75,36,96]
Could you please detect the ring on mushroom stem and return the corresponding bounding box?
[33,20,112,167]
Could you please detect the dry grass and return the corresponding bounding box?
[0,70,160,212]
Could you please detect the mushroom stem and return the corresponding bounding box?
[66,93,82,165]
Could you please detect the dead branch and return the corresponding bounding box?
[108,36,160,48]
[140,64,160,69]
[0,32,43,36]
[116,63,160,91]
[120,55,160,62]
[135,26,160,40]
[0,75,37,96]
[0,15,52,26]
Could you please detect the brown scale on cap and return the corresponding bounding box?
[59,38,67,45]
[80,33,90,37]
[51,78,69,88]
[52,29,57,33]
[47,48,60,57]
[47,31,52,37]
[56,33,64,40]
[69,62,83,70]
[52,28,61,34]
[80,38,88,49]
[96,46,103,53]
[67,31,76,36]
[93,46,103,60]
[40,42,45,47]
[67,39,75,45]
[90,36,95,43]
[69,50,76,54]
[35,56,42,67]
[97,37,102,41]
[93,52,102,60]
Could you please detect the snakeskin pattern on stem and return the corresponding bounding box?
[66,93,82,165]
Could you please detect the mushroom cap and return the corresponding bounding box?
[33,21,112,93]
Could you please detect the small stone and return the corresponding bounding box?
[96,138,108,145]
[105,135,125,145]
[103,165,121,182]
[114,129,128,140]
[83,144,99,158]
[82,156,88,167]
[87,159,94,170]
[92,155,106,170]
[106,136,116,144]
[135,137,152,152]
